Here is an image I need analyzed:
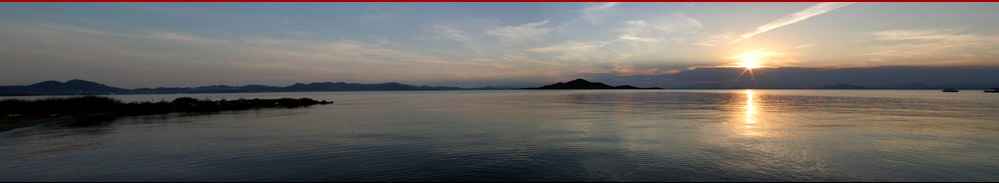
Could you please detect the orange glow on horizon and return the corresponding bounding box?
[736,51,767,70]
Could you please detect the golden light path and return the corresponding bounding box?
[745,89,757,126]
[735,89,770,138]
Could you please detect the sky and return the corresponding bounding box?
[1,3,998,88]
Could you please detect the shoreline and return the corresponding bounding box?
[0,96,333,131]
[3,88,995,98]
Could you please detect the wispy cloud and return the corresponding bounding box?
[872,29,976,42]
[585,2,618,11]
[582,2,618,24]
[695,33,735,47]
[2,23,533,86]
[147,32,202,42]
[39,24,112,36]
[795,43,816,49]
[527,40,614,61]
[734,2,853,43]
[486,20,552,43]
[428,24,471,43]
[614,14,703,44]
[867,29,998,62]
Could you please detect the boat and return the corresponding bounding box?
[986,88,999,93]
[942,88,960,92]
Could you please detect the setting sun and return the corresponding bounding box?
[737,51,767,70]
[4,2,999,182]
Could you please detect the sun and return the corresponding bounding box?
[736,51,766,70]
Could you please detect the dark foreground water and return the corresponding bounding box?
[2,90,999,181]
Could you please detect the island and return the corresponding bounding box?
[525,79,663,90]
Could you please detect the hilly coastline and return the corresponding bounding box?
[0,79,464,96]
[526,79,662,90]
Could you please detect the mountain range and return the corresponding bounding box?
[586,66,999,89]
[0,79,463,96]
[5,67,996,96]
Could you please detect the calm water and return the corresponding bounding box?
[2,90,999,181]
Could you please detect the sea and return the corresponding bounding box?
[2,90,998,181]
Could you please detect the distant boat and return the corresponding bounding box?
[942,88,960,92]
[986,88,999,93]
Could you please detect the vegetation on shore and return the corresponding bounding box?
[1,96,333,131]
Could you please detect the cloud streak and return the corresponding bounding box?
[581,2,618,24]
[428,25,471,43]
[734,2,853,43]
[0,23,541,87]
[865,29,999,65]
[486,20,553,43]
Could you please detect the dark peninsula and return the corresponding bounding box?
[0,96,333,131]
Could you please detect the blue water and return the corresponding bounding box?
[2,90,998,181]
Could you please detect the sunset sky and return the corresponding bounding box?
[2,3,998,88]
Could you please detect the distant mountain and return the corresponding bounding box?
[282,82,458,91]
[0,79,128,96]
[0,80,464,96]
[526,79,662,90]
[586,66,999,89]
[820,83,867,89]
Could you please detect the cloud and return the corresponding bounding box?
[528,41,608,53]
[528,13,709,70]
[614,14,703,44]
[147,32,201,42]
[486,20,553,43]
[582,2,618,24]
[1,23,539,87]
[39,24,112,36]
[528,41,612,61]
[866,29,998,64]
[618,34,659,43]
[428,24,471,43]
[872,29,976,42]
[734,2,853,43]
[586,66,999,89]
[610,63,675,76]
[585,2,618,12]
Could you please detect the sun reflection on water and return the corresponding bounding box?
[745,90,757,126]
[735,89,769,137]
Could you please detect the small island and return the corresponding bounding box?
[526,78,663,90]
[1,96,333,131]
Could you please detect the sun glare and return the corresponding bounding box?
[737,51,766,70]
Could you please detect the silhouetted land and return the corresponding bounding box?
[4,76,998,97]
[0,79,464,96]
[0,96,333,131]
[586,66,999,89]
[821,83,867,89]
[526,79,662,90]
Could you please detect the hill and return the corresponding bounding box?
[526,79,662,90]
[0,80,464,96]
